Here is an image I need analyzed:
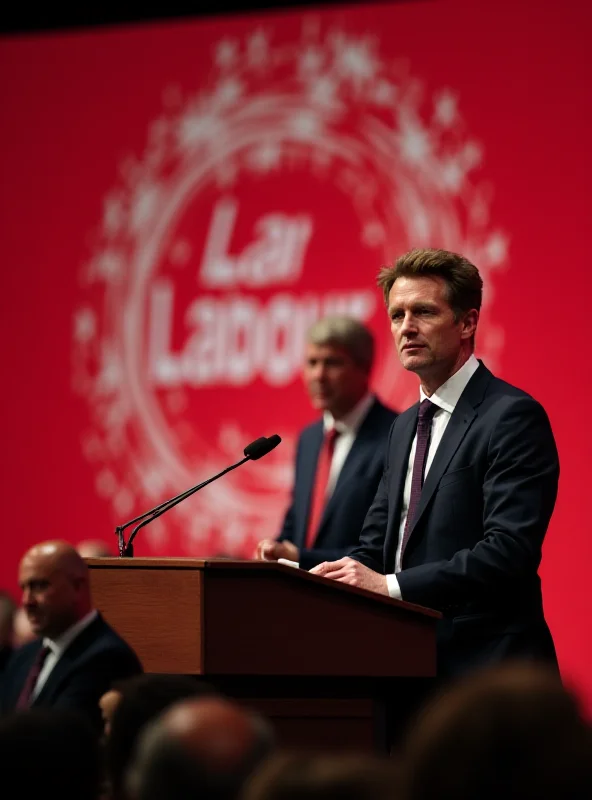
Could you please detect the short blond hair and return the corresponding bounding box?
[378,248,483,319]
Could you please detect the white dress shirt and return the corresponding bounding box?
[32,609,99,699]
[322,392,375,500]
[386,355,480,600]
[284,393,376,568]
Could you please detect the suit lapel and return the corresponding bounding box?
[407,399,476,537]
[407,362,491,537]
[317,409,376,530]
[9,644,41,707]
[388,409,418,518]
[383,409,418,565]
[32,616,104,706]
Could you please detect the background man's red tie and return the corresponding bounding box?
[15,645,50,709]
[305,428,340,549]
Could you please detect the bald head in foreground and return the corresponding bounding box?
[126,696,275,800]
[0,540,142,729]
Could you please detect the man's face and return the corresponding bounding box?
[388,275,476,380]
[19,553,80,639]
[303,342,369,419]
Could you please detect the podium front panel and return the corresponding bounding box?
[89,561,204,673]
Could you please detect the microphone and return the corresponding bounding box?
[244,434,281,460]
[116,435,282,557]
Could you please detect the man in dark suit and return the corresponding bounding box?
[1,540,142,729]
[254,316,398,571]
[312,249,559,678]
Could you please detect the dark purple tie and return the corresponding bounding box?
[400,399,439,561]
[15,645,50,709]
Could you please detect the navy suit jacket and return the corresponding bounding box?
[349,363,560,678]
[0,613,142,729]
[278,397,398,570]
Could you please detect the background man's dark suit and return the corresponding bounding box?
[1,613,142,729]
[350,363,559,678]
[279,398,397,570]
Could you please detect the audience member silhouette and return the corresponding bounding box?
[126,695,275,800]
[106,673,216,800]
[398,661,592,800]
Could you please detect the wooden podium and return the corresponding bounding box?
[86,557,439,752]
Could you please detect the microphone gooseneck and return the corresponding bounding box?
[116,434,282,557]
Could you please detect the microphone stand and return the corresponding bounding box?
[117,455,249,557]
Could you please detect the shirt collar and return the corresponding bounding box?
[323,392,374,435]
[43,609,98,656]
[419,354,480,413]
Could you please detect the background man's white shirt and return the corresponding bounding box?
[282,393,376,568]
[32,608,98,698]
[322,392,375,499]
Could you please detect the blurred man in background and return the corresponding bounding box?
[0,540,142,729]
[7,539,113,654]
[255,316,397,571]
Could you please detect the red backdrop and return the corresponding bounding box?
[1,0,591,707]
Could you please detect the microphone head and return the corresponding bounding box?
[265,434,281,451]
[244,434,282,461]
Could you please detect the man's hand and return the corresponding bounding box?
[309,557,388,596]
[253,539,300,562]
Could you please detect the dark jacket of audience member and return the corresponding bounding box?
[1,540,143,731]
[1,613,142,729]
[242,752,401,800]
[0,708,101,800]
[0,590,16,673]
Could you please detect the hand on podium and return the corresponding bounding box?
[253,539,299,563]
[310,557,389,596]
